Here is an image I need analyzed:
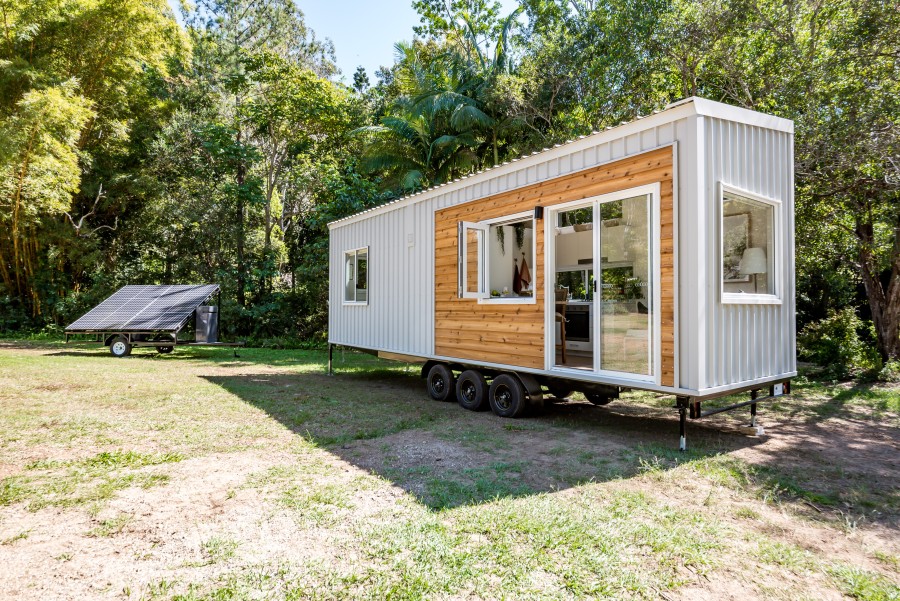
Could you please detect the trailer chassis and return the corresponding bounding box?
[65,331,244,357]
[328,343,792,450]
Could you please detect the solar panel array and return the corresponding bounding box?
[66,285,219,332]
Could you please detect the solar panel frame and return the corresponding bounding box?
[65,284,220,333]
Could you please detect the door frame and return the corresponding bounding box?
[543,182,662,384]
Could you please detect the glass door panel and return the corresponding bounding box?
[553,205,594,370]
[598,195,652,376]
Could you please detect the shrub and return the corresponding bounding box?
[797,309,879,377]
[877,360,900,383]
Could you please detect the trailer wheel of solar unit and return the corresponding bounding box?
[109,335,132,358]
[456,369,489,411]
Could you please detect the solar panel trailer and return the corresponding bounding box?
[65,284,244,357]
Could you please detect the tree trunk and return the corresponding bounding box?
[235,127,246,311]
[492,130,498,167]
[857,219,900,362]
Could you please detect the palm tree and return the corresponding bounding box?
[412,6,525,167]
[355,7,523,189]
[354,96,478,190]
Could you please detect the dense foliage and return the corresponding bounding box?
[0,0,897,363]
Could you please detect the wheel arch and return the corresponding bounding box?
[104,333,126,346]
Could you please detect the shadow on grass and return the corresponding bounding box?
[202,366,771,511]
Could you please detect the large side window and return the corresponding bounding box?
[458,214,536,302]
[344,247,368,304]
[721,187,779,302]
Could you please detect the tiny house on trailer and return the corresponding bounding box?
[328,97,796,448]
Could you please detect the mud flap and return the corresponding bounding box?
[514,373,545,414]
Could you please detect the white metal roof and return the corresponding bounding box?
[328,97,793,229]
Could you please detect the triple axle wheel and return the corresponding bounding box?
[425,364,558,418]
[425,363,617,417]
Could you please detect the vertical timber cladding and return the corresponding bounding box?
[435,146,675,386]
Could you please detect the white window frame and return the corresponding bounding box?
[458,211,537,305]
[458,222,487,299]
[343,246,369,305]
[719,183,782,305]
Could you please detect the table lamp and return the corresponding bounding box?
[740,247,767,293]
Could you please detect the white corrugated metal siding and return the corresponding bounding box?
[696,117,796,391]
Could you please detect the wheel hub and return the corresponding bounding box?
[495,386,511,410]
[112,341,126,354]
[432,376,445,394]
[462,382,476,401]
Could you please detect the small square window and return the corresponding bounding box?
[344,247,368,304]
[722,188,779,302]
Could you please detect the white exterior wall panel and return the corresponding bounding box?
[699,117,796,391]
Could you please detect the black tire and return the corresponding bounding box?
[156,346,174,354]
[456,370,489,411]
[426,363,455,401]
[489,374,528,418]
[546,383,574,400]
[109,336,132,358]
[585,392,613,406]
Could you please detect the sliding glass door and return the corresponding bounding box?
[550,187,656,380]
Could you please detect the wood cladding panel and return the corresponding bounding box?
[435,147,676,386]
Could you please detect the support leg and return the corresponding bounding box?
[676,396,689,452]
[750,389,758,427]
[327,343,334,376]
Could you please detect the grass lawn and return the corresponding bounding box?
[0,340,898,600]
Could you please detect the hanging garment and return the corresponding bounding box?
[519,253,532,290]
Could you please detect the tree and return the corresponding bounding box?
[356,96,479,190]
[352,67,370,93]
[241,51,354,292]
[413,4,525,166]
[179,0,337,312]
[0,0,184,319]
[0,84,93,316]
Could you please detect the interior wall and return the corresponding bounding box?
[488,226,534,295]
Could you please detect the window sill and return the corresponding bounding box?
[722,293,782,306]
[342,301,369,306]
[477,297,536,305]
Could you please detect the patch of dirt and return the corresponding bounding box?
[0,450,356,600]
[344,422,630,500]
[671,565,844,601]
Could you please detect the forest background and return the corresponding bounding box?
[1,0,898,374]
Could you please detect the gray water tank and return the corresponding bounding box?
[195,305,218,343]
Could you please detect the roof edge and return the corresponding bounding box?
[673,97,794,133]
